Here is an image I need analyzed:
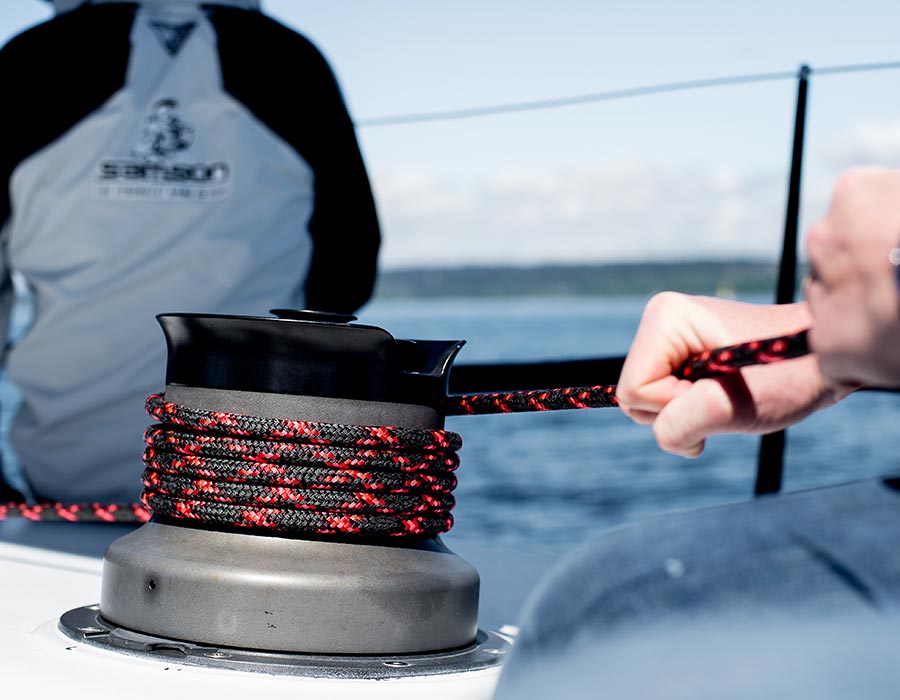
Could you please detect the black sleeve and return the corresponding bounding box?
[209,7,381,314]
[0,4,134,230]
[0,4,134,348]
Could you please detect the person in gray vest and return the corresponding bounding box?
[496,167,900,699]
[0,0,380,503]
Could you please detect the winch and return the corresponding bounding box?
[50,309,808,683]
[63,309,508,676]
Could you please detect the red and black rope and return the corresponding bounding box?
[447,330,810,415]
[0,502,150,523]
[141,395,460,538]
[674,329,809,381]
[0,329,811,530]
[449,384,619,415]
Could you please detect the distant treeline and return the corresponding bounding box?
[374,260,800,299]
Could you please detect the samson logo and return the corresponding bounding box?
[94,98,231,201]
[98,161,229,183]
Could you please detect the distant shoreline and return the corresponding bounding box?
[374,259,801,299]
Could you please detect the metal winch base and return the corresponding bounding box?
[60,605,510,680]
[101,522,480,654]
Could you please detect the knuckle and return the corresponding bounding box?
[833,169,861,197]
[833,167,874,201]
[644,291,684,316]
[805,220,827,249]
[641,291,692,331]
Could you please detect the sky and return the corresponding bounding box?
[6,1,900,268]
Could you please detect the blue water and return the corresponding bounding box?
[361,296,900,562]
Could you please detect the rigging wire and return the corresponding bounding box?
[355,60,900,128]
[814,60,900,76]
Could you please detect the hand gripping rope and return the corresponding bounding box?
[0,329,810,533]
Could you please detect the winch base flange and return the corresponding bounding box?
[60,605,510,680]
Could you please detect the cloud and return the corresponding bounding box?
[371,164,804,268]
[825,119,900,170]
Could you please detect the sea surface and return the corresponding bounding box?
[360,296,900,564]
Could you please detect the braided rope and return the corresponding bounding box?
[446,330,810,415]
[675,330,809,381]
[0,502,150,523]
[450,384,619,416]
[141,395,460,538]
[0,329,810,527]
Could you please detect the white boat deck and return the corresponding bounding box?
[0,522,517,698]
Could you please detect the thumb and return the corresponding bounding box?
[651,375,752,458]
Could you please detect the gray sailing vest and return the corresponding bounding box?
[0,1,379,501]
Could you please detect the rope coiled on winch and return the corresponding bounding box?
[142,395,460,538]
[0,329,810,529]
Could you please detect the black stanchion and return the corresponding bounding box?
[755,64,811,497]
